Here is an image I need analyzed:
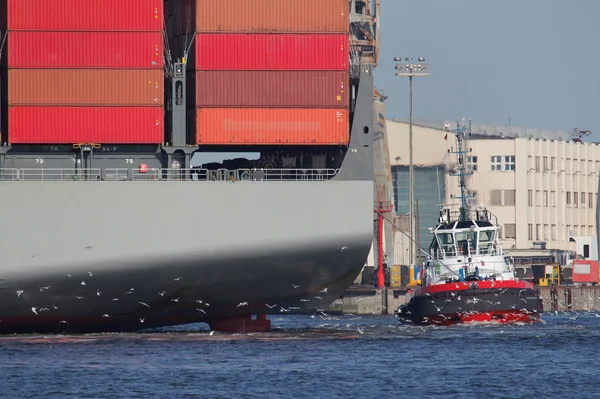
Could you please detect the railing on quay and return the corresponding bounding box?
[0,168,339,182]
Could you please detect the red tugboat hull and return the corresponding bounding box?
[397,280,542,326]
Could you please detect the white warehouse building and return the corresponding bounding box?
[386,121,600,260]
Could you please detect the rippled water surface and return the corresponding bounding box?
[2,313,599,399]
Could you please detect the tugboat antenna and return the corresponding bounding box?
[446,119,473,221]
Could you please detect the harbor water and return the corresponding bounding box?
[2,314,599,399]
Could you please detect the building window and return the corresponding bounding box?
[535,224,541,240]
[528,190,533,206]
[535,156,541,172]
[550,157,556,171]
[596,160,600,174]
[551,224,557,240]
[528,224,533,240]
[543,156,548,171]
[566,192,571,206]
[490,189,502,206]
[504,190,516,206]
[491,156,503,171]
[574,192,579,208]
[543,190,548,207]
[504,224,516,239]
[504,156,515,171]
[584,244,590,259]
[581,192,586,205]
[543,224,549,240]
[590,225,595,235]
[567,225,572,238]
[566,158,571,173]
[466,156,478,171]
[574,225,579,235]
[589,193,594,209]
[550,191,556,207]
[535,190,541,207]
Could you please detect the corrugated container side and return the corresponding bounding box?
[196,71,349,107]
[195,0,349,33]
[196,108,348,145]
[7,0,163,31]
[8,32,164,69]
[9,107,164,144]
[8,69,164,106]
[195,34,348,71]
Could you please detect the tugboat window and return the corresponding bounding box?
[437,233,455,257]
[455,231,477,256]
[478,230,495,254]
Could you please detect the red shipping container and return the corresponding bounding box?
[572,260,599,284]
[194,0,349,33]
[7,0,163,31]
[9,69,164,106]
[9,107,164,144]
[8,32,164,69]
[196,108,348,145]
[195,34,348,71]
[196,71,349,107]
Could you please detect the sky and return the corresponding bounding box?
[375,0,600,139]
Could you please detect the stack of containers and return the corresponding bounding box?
[4,0,165,144]
[191,0,350,145]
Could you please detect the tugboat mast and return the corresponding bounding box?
[446,119,473,222]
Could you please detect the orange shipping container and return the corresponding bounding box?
[194,0,349,33]
[8,69,164,106]
[196,108,349,145]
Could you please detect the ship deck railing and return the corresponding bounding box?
[0,168,339,182]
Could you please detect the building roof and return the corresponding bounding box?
[390,119,571,141]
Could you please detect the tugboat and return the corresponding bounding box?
[396,120,542,326]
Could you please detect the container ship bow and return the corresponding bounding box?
[0,0,377,333]
[396,120,542,326]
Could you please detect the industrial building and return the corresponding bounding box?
[386,121,600,261]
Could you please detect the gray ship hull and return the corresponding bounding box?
[0,180,372,333]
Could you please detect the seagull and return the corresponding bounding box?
[59,320,69,324]
[300,299,310,302]
[357,327,364,335]
[96,289,102,296]
[237,302,248,307]
[102,314,110,318]
[81,280,86,286]
[341,246,348,252]
[112,298,119,302]
[85,246,93,250]
[320,288,328,293]
[195,299,203,304]
[173,277,182,281]
[31,307,38,315]
[266,303,277,309]
[159,291,166,297]
[209,330,215,336]
[75,296,84,300]
[292,284,300,289]
[139,318,146,323]
[196,308,206,314]
[171,298,180,303]
[88,271,93,277]
[39,286,51,292]
[16,290,24,298]
[315,296,322,300]
[137,301,151,309]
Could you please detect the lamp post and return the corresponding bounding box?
[394,57,429,267]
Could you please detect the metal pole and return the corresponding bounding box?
[377,205,385,288]
[409,75,414,268]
